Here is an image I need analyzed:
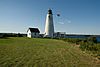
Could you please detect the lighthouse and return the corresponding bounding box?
[44,9,54,38]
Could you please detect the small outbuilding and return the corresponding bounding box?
[27,28,40,38]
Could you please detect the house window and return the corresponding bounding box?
[29,33,31,35]
[34,33,36,35]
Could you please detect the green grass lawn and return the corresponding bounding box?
[0,37,100,67]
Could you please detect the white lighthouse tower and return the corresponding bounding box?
[44,9,54,38]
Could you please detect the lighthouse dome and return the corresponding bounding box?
[48,9,52,14]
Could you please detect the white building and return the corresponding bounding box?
[27,28,40,38]
[44,9,54,38]
[54,32,66,38]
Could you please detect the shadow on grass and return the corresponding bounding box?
[0,37,10,39]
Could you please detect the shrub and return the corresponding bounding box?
[61,38,82,44]
[88,36,97,43]
[79,41,99,51]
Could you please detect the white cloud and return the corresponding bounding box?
[65,19,71,24]
[58,22,64,24]
[57,18,72,24]
[67,20,71,23]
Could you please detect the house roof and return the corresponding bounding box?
[27,28,40,33]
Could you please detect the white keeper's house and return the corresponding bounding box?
[27,28,40,38]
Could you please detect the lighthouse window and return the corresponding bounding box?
[49,16,50,18]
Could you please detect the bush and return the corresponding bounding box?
[61,38,82,44]
[88,36,97,43]
[59,37,100,59]
[79,41,99,51]
[59,37,99,51]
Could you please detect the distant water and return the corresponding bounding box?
[96,37,100,42]
[65,36,86,38]
[65,35,100,42]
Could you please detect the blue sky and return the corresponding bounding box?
[0,0,100,35]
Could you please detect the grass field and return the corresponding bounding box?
[0,37,100,67]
